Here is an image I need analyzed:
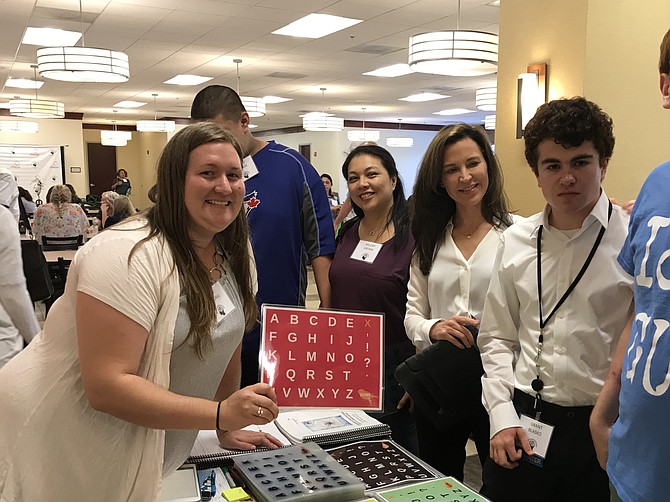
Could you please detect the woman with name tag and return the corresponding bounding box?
[0,122,281,501]
[404,124,514,481]
[329,144,417,453]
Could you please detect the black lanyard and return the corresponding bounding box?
[536,200,612,329]
[530,201,612,418]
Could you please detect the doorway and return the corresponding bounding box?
[87,143,117,198]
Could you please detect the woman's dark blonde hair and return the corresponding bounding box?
[411,123,512,276]
[112,195,135,216]
[132,121,257,357]
[49,184,72,216]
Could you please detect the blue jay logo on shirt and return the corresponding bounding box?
[244,190,261,215]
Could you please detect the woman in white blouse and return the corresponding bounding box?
[404,124,514,481]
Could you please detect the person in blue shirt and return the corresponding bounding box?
[590,26,670,502]
[191,86,336,386]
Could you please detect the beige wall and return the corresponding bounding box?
[83,129,166,210]
[0,118,86,196]
[497,0,670,216]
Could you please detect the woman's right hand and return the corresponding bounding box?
[218,383,279,431]
[428,315,480,349]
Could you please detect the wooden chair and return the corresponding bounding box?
[41,235,83,251]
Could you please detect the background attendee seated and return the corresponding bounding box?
[100,190,120,228]
[104,196,135,229]
[18,186,36,217]
[33,184,88,244]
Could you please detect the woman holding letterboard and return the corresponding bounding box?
[328,144,417,453]
[404,124,515,481]
[0,123,282,500]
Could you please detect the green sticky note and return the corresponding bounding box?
[222,487,251,502]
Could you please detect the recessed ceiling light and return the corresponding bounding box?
[363,64,413,78]
[433,108,476,116]
[113,100,146,108]
[399,93,449,102]
[5,78,44,89]
[22,27,81,47]
[164,74,213,86]
[0,102,11,109]
[300,112,335,118]
[272,14,362,39]
[262,95,292,104]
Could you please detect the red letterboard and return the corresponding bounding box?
[260,305,384,410]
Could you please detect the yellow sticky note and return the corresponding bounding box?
[222,487,251,502]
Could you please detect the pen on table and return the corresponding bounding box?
[221,466,236,487]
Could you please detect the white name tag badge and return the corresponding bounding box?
[242,156,259,181]
[519,414,555,468]
[350,240,383,263]
[212,281,236,324]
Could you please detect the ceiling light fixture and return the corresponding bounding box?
[262,95,292,104]
[10,65,65,119]
[386,119,414,148]
[363,64,413,78]
[272,14,361,39]
[37,1,129,83]
[136,94,176,132]
[114,100,146,109]
[302,88,344,132]
[22,27,81,47]
[475,86,497,111]
[399,93,450,102]
[433,108,475,116]
[101,111,131,146]
[347,107,380,142]
[5,78,44,90]
[164,74,212,86]
[408,0,498,77]
[0,121,39,133]
[484,115,496,130]
[234,59,265,118]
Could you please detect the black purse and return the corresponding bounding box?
[395,326,484,431]
[21,239,54,302]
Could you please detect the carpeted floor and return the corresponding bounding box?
[464,453,484,491]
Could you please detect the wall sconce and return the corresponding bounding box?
[516,62,547,139]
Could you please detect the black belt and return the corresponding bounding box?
[513,389,593,420]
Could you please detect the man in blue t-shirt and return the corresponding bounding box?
[191,86,336,386]
[589,27,670,502]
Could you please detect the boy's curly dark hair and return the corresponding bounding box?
[523,97,615,175]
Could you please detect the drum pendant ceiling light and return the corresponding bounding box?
[302,88,344,132]
[408,0,498,77]
[386,119,414,148]
[136,94,175,132]
[36,0,129,83]
[347,108,380,142]
[234,59,265,118]
[101,111,131,146]
[10,65,65,119]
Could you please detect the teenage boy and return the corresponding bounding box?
[191,86,336,386]
[477,97,634,501]
[589,27,670,502]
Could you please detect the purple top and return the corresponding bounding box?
[329,219,415,413]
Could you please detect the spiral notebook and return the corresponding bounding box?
[187,423,291,469]
[274,409,391,447]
